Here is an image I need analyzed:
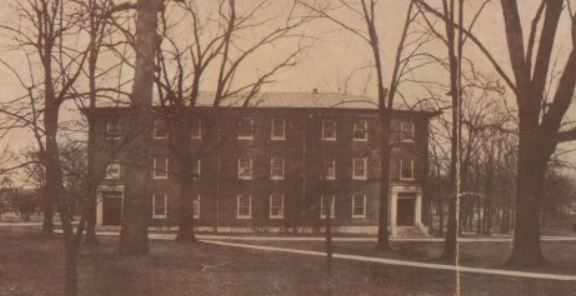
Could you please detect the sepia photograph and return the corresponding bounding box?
[1,0,576,295]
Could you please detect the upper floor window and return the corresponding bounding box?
[152,193,167,219]
[400,159,415,180]
[238,118,254,140]
[106,119,122,140]
[270,157,285,180]
[320,194,336,219]
[271,119,286,140]
[192,159,201,179]
[153,157,169,180]
[353,120,368,141]
[105,162,121,180]
[269,193,285,219]
[193,194,200,219]
[352,193,367,218]
[324,159,336,180]
[191,119,202,140]
[352,158,368,180]
[400,121,415,142]
[238,157,254,180]
[321,120,337,141]
[153,118,168,139]
[237,194,252,219]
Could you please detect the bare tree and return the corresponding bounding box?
[296,0,427,252]
[416,0,576,267]
[153,0,310,241]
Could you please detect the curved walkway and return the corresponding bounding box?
[199,239,576,282]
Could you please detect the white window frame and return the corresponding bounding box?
[106,119,122,140]
[238,118,254,140]
[324,159,336,180]
[353,120,368,142]
[105,162,121,180]
[270,157,285,180]
[152,193,168,219]
[271,119,286,141]
[193,194,200,219]
[193,159,201,179]
[399,159,416,180]
[352,158,368,180]
[352,193,367,218]
[236,194,252,219]
[191,119,202,140]
[320,194,336,219]
[153,118,168,139]
[269,193,285,219]
[400,121,415,143]
[153,157,169,180]
[321,120,337,141]
[237,157,254,180]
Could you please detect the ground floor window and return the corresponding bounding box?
[352,193,367,218]
[320,194,335,219]
[269,194,284,219]
[152,194,167,219]
[237,194,252,219]
[193,195,200,219]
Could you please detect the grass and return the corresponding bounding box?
[0,226,575,296]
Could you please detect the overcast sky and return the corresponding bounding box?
[2,0,576,170]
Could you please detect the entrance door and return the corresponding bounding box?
[397,197,416,226]
[102,191,123,226]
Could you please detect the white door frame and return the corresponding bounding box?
[390,184,423,237]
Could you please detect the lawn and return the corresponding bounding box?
[0,226,575,296]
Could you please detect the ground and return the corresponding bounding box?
[0,226,575,296]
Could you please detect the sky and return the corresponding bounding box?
[2,0,576,172]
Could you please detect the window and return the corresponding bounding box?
[400,159,415,180]
[192,159,201,179]
[321,120,337,141]
[271,119,286,140]
[191,119,202,140]
[153,118,168,139]
[269,193,284,219]
[400,121,415,142]
[153,157,169,179]
[352,158,368,180]
[353,120,368,141]
[270,157,285,180]
[238,157,253,180]
[105,162,121,180]
[106,119,121,140]
[237,194,252,219]
[193,194,200,219]
[152,194,167,218]
[320,194,335,219]
[352,193,367,218]
[324,159,336,180]
[238,118,254,140]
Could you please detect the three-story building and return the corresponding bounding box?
[88,92,437,236]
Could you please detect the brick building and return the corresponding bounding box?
[89,92,437,236]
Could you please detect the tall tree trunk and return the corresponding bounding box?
[507,136,546,267]
[118,0,163,255]
[174,119,197,242]
[375,111,392,251]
